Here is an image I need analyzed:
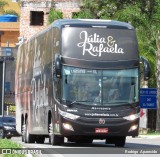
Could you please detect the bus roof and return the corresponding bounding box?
[53,19,134,30]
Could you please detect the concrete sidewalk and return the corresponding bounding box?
[132,135,160,139]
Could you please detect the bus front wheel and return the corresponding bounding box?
[114,136,126,147]
[106,136,126,147]
[49,120,64,145]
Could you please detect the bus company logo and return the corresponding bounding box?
[99,118,105,124]
[77,31,124,57]
[91,107,111,111]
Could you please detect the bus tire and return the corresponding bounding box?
[24,120,35,143]
[49,121,64,145]
[36,135,45,144]
[22,124,25,142]
[50,134,64,145]
[114,136,126,147]
[106,136,126,147]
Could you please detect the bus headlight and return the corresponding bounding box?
[4,126,13,130]
[123,113,140,121]
[59,109,80,120]
[63,123,74,131]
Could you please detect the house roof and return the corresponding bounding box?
[0,22,19,31]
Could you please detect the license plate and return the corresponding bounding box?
[95,128,108,133]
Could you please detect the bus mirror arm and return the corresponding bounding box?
[55,54,62,78]
[140,56,150,81]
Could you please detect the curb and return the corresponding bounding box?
[138,135,160,139]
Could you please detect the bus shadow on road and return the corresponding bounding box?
[125,142,160,149]
[44,138,160,149]
[62,142,160,149]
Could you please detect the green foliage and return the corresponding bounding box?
[73,0,160,87]
[48,9,63,24]
[4,9,19,19]
[9,105,16,113]
[73,9,94,19]
[147,131,160,135]
[0,0,19,18]
[0,139,20,148]
[0,139,25,157]
[0,0,8,8]
[0,0,8,14]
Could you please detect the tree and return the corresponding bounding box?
[73,0,160,131]
[4,9,19,18]
[73,0,160,88]
[0,0,19,18]
[48,9,63,24]
[156,34,160,131]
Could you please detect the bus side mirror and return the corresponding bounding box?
[55,54,62,78]
[140,56,150,81]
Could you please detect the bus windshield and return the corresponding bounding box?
[62,66,138,106]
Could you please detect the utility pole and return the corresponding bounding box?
[156,34,160,131]
[0,31,5,116]
[0,59,5,116]
[0,31,4,48]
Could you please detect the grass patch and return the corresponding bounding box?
[0,139,25,157]
[147,131,160,135]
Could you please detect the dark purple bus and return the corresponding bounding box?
[15,19,150,147]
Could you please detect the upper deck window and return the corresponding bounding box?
[30,11,44,26]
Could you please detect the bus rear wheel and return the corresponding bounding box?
[24,120,35,143]
[22,123,25,142]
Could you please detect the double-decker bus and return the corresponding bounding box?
[15,19,150,147]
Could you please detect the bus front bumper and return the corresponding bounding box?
[59,116,139,138]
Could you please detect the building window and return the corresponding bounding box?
[30,11,44,26]
[1,47,12,56]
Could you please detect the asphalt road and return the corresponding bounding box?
[8,136,160,157]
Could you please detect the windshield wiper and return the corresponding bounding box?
[105,101,136,108]
[69,100,93,107]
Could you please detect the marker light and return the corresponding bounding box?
[123,113,140,121]
[59,109,80,120]
[63,123,74,131]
